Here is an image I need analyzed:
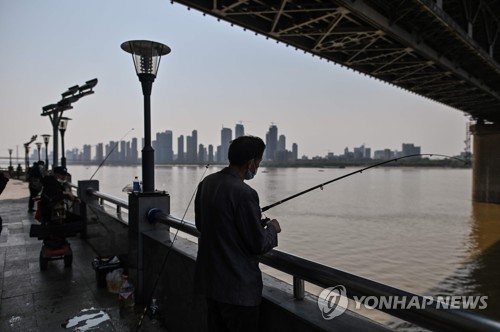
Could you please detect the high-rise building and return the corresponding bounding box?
[292,143,298,161]
[106,141,119,162]
[374,149,393,160]
[278,135,286,152]
[198,144,206,163]
[402,143,421,157]
[221,127,232,163]
[186,130,198,163]
[82,144,92,162]
[131,138,138,163]
[120,141,127,162]
[125,141,131,162]
[156,130,173,163]
[186,136,193,163]
[353,145,371,159]
[96,143,104,163]
[235,123,244,138]
[208,144,214,163]
[177,135,184,163]
[192,130,198,163]
[216,145,222,163]
[265,124,278,161]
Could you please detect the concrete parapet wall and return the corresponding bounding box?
[84,207,129,260]
[141,231,389,332]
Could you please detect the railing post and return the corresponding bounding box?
[293,276,305,300]
[128,192,170,305]
[77,180,100,239]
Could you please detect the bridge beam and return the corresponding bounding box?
[471,122,500,204]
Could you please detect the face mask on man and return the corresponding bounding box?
[244,160,257,180]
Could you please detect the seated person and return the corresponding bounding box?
[40,166,77,225]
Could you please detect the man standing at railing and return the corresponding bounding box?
[194,136,281,332]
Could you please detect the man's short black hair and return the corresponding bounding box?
[228,136,265,166]
[53,166,68,175]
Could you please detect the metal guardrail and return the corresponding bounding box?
[86,189,500,332]
[151,212,500,332]
[85,188,128,216]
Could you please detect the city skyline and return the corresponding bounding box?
[20,122,431,166]
[67,122,301,164]
[1,1,470,161]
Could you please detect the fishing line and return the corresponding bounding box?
[261,154,466,212]
[136,164,210,331]
[89,128,135,180]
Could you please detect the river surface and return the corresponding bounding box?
[68,164,500,327]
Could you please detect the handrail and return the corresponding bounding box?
[153,213,500,332]
[86,188,128,215]
[83,190,500,331]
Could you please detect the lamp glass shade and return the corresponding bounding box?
[59,117,71,130]
[42,134,51,144]
[121,40,171,76]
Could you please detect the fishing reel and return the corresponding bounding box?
[260,217,271,228]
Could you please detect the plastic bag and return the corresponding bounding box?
[106,268,124,294]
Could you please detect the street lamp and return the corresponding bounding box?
[42,134,50,169]
[41,78,97,167]
[23,135,37,179]
[8,149,13,173]
[58,117,71,169]
[121,40,171,193]
[35,142,42,161]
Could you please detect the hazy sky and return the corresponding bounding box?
[0,0,470,159]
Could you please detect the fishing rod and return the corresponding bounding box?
[89,128,134,180]
[261,154,466,212]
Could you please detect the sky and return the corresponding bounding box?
[0,0,470,160]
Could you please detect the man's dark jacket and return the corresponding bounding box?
[194,167,278,306]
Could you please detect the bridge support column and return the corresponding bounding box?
[470,122,500,204]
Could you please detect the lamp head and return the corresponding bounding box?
[79,78,98,94]
[42,104,58,115]
[42,134,51,144]
[62,85,79,98]
[58,117,71,131]
[121,40,171,77]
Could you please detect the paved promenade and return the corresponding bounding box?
[0,179,165,331]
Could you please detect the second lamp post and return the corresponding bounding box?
[59,117,71,169]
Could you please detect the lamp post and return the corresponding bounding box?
[121,40,170,193]
[41,79,97,167]
[42,134,50,169]
[35,142,42,161]
[8,149,13,173]
[58,117,71,168]
[23,135,37,179]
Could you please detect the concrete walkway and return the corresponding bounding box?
[0,179,166,331]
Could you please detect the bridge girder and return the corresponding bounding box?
[172,0,500,122]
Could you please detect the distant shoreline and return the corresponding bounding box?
[0,157,471,172]
[62,158,470,169]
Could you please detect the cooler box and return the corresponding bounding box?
[92,256,121,288]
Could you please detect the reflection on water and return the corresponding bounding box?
[69,165,500,326]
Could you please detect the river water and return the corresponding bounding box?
[68,164,500,327]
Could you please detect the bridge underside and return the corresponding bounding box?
[173,0,500,122]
